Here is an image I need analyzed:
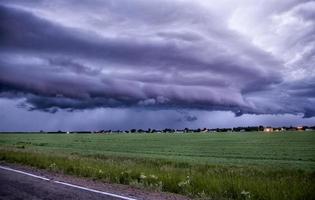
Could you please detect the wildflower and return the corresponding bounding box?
[178,179,190,187]
[48,163,57,171]
[149,174,158,179]
[241,190,251,199]
[140,173,146,179]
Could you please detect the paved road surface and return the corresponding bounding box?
[0,167,132,200]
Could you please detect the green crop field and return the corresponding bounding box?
[1,132,315,199]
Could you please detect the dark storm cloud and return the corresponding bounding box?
[243,78,315,118]
[0,0,314,118]
[0,3,280,80]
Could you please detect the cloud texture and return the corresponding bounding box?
[0,0,315,119]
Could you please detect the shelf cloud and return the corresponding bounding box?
[0,0,314,130]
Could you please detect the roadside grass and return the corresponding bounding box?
[0,149,314,200]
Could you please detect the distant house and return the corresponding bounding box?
[296,126,305,131]
[201,128,208,133]
[264,127,274,132]
[174,130,183,134]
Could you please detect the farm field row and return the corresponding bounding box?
[1,131,314,169]
[0,131,315,199]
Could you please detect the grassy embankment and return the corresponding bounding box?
[0,132,315,199]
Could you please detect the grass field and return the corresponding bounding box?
[1,131,315,199]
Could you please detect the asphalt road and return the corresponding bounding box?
[0,167,130,200]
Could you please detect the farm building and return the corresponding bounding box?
[263,127,274,132]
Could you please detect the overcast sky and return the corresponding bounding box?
[0,0,314,131]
